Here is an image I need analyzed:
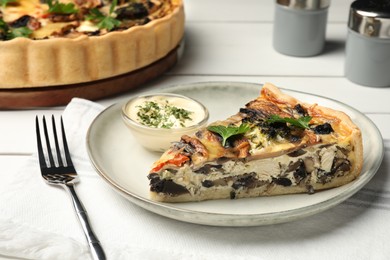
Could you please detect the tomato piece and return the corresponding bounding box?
[40,13,50,19]
[151,153,189,172]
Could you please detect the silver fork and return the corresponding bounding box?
[36,115,106,260]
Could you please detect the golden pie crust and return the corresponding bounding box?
[0,0,184,88]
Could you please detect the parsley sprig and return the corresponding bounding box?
[86,0,121,31]
[207,123,251,146]
[0,19,32,40]
[8,26,33,39]
[46,0,78,15]
[267,115,312,129]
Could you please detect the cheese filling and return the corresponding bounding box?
[148,143,352,197]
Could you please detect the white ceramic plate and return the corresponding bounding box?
[86,82,383,226]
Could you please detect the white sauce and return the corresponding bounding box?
[127,95,206,129]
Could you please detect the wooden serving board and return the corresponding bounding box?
[0,47,179,109]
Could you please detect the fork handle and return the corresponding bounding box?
[65,183,106,260]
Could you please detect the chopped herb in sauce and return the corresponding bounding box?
[137,100,193,129]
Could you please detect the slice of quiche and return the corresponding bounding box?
[147,83,363,202]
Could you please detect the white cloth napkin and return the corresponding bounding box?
[1,98,390,260]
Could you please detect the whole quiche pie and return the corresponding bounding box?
[0,0,184,88]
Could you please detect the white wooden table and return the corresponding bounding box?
[1,0,389,155]
[1,1,389,259]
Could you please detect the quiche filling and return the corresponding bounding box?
[148,143,352,199]
[148,83,363,202]
[0,0,176,40]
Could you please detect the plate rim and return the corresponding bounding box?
[86,81,384,226]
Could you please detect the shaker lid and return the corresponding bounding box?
[276,0,330,10]
[348,0,390,38]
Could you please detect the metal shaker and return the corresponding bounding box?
[273,0,331,57]
[345,1,390,87]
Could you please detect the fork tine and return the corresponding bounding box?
[61,116,74,167]
[42,115,55,167]
[51,115,64,167]
[36,115,105,258]
[35,116,47,169]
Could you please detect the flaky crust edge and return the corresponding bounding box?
[0,0,184,88]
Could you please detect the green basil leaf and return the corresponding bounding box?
[267,115,312,129]
[86,0,121,31]
[8,26,33,39]
[46,0,78,15]
[207,123,251,146]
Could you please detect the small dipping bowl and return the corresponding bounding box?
[122,93,209,152]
